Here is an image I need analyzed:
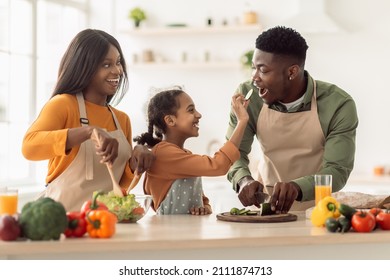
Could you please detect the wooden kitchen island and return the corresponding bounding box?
[1,212,390,260]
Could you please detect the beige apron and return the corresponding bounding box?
[256,79,325,210]
[37,93,132,211]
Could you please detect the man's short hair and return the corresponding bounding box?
[255,26,309,64]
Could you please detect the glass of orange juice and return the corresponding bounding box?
[314,174,332,205]
[0,187,18,215]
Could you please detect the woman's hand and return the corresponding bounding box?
[130,144,155,174]
[90,128,119,167]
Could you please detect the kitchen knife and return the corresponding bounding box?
[254,190,271,204]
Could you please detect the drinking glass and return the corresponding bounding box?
[0,187,18,215]
[314,174,332,205]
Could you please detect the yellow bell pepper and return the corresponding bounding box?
[311,196,340,227]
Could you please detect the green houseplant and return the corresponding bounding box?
[128,7,146,28]
[241,49,254,69]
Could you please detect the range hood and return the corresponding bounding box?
[283,0,343,33]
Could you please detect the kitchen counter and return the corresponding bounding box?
[1,212,390,260]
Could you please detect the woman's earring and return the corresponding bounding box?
[289,76,293,81]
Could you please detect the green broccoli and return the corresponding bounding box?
[19,197,68,240]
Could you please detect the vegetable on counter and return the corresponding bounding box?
[86,209,117,238]
[19,197,68,240]
[351,211,376,233]
[375,211,390,230]
[229,207,258,216]
[0,214,21,241]
[259,203,276,216]
[64,211,87,238]
[311,196,340,227]
[338,216,352,233]
[80,191,108,214]
[95,191,144,222]
[338,203,357,220]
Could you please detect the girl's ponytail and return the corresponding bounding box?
[134,122,162,148]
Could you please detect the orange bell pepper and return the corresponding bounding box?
[86,210,117,238]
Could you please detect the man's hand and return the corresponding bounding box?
[130,144,155,174]
[270,182,301,213]
[238,177,264,207]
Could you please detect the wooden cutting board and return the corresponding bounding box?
[216,212,298,223]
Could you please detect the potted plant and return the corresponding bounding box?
[241,49,254,69]
[128,7,146,28]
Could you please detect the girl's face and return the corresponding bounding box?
[84,44,123,105]
[171,92,202,139]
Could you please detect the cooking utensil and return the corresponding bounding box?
[216,212,297,223]
[254,189,271,204]
[127,171,141,195]
[244,89,254,100]
[92,129,124,197]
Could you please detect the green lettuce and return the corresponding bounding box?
[95,191,142,222]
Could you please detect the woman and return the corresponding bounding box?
[22,29,154,211]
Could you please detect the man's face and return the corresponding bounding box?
[251,49,293,104]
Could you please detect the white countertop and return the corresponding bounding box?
[1,212,390,260]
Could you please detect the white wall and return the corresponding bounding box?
[104,0,390,176]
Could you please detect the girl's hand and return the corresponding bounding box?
[190,205,212,216]
[90,127,119,167]
[231,93,249,123]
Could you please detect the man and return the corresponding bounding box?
[226,26,358,213]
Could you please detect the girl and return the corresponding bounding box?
[134,87,249,215]
[22,29,154,211]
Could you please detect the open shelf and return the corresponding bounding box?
[122,24,262,36]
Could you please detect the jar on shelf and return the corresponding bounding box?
[243,11,258,24]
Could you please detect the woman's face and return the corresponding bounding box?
[251,49,293,104]
[85,44,123,104]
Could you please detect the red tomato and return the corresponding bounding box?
[369,208,383,217]
[351,211,376,233]
[80,192,108,214]
[132,207,145,216]
[376,212,390,230]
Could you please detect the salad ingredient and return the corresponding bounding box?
[229,207,258,216]
[80,191,108,214]
[86,210,117,238]
[96,191,143,222]
[325,217,340,233]
[376,211,390,230]
[230,207,240,215]
[310,196,340,227]
[338,216,352,233]
[245,89,254,100]
[131,207,145,216]
[338,203,357,220]
[351,211,376,233]
[19,197,68,240]
[259,203,276,216]
[0,214,21,241]
[369,208,383,217]
[64,211,87,238]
